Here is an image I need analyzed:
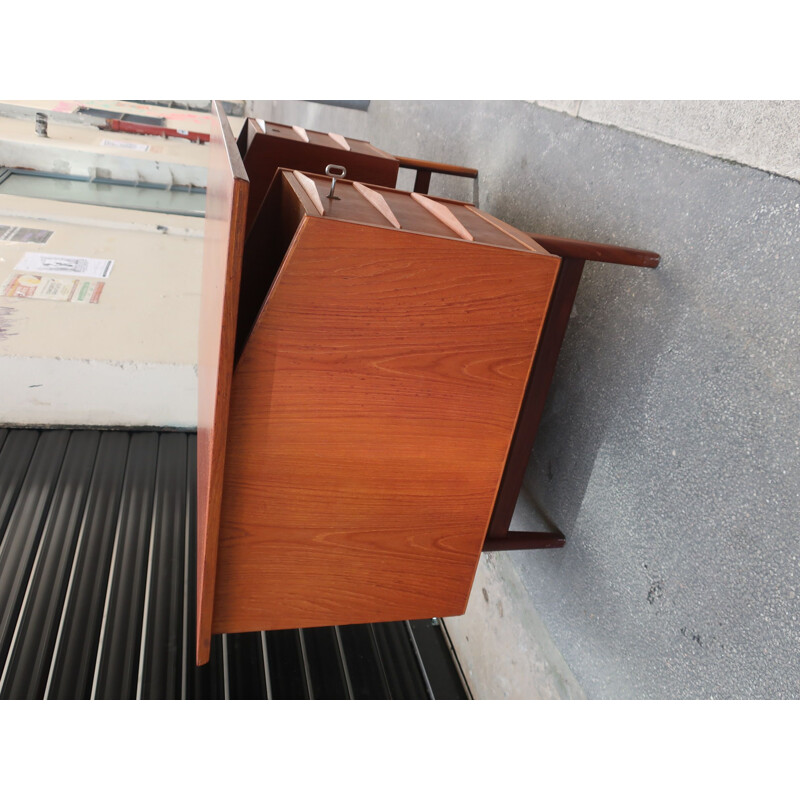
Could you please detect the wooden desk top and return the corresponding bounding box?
[196,101,249,664]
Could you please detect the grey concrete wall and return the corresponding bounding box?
[532,100,800,181]
[251,100,800,699]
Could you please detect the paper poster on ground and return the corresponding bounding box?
[14,252,113,278]
[1,273,105,304]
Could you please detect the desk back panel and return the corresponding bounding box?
[196,102,249,664]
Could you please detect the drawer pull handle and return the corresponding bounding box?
[325,164,347,200]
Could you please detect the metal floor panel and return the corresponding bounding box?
[0,429,469,700]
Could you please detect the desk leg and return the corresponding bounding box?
[413,168,432,194]
[484,257,585,550]
[482,531,565,551]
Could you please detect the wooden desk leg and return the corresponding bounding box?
[483,257,586,551]
[413,168,432,194]
[483,531,565,551]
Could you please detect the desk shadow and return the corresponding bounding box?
[521,255,679,541]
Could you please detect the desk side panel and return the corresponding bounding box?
[196,102,248,664]
[213,220,558,633]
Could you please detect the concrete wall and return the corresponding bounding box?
[531,100,800,181]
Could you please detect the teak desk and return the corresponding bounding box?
[197,103,659,665]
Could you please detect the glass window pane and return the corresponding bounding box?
[0,173,205,217]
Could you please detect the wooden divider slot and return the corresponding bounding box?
[466,205,547,253]
[292,125,310,143]
[328,132,351,151]
[411,192,474,241]
[353,182,401,229]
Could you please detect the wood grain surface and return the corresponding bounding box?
[212,217,559,634]
[196,101,249,665]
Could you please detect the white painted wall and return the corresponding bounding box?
[0,195,204,428]
[2,357,197,429]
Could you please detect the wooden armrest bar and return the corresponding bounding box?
[529,234,660,268]
[393,154,479,180]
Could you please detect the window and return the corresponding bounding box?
[0,169,206,217]
[76,106,166,127]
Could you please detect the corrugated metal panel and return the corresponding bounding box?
[0,431,71,672]
[0,428,469,700]
[138,433,187,700]
[1,431,100,699]
[92,432,159,699]
[44,431,130,699]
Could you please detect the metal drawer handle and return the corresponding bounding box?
[325,164,347,199]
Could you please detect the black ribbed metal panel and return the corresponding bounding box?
[0,431,71,671]
[0,428,469,700]
[338,623,392,699]
[92,432,159,699]
[407,618,471,700]
[0,430,38,538]
[371,621,432,699]
[45,431,130,699]
[139,434,187,699]
[226,632,268,700]
[302,626,350,699]
[0,431,100,699]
